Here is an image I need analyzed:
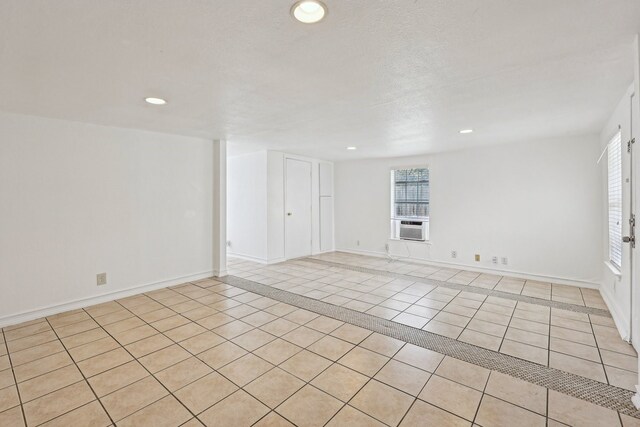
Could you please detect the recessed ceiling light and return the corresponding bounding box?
[459,129,473,134]
[346,146,357,150]
[291,1,327,24]
[145,97,166,105]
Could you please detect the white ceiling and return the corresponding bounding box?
[1,1,639,160]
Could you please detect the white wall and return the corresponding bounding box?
[319,162,335,252]
[266,152,286,262]
[0,112,214,326]
[227,151,333,263]
[335,136,603,286]
[227,152,268,261]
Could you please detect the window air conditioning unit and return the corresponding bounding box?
[399,220,426,241]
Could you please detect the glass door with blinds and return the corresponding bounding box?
[606,93,636,348]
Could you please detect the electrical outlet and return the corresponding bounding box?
[384,243,389,252]
[357,240,360,246]
[474,254,480,262]
[97,273,107,286]
[492,256,498,264]
[501,257,508,265]
[451,251,457,259]
[226,240,231,247]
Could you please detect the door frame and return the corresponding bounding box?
[283,156,313,260]
[630,92,639,349]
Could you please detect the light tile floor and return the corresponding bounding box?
[230,252,637,391]
[0,252,636,426]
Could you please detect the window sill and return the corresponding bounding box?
[391,217,429,221]
[604,261,622,278]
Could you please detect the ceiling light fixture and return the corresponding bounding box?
[145,97,166,105]
[346,146,357,150]
[291,1,327,24]
[459,129,473,134]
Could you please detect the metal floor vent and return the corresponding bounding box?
[218,274,639,418]
[302,258,611,318]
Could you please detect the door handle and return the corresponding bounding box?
[624,214,636,247]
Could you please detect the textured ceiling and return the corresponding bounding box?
[1,0,639,160]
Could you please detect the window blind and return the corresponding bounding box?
[608,131,623,269]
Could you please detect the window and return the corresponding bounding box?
[392,168,430,218]
[608,131,622,269]
[390,168,430,241]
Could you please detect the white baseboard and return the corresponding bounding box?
[313,249,336,256]
[335,247,601,289]
[632,387,640,410]
[0,270,214,329]
[229,248,337,266]
[227,251,269,264]
[600,282,630,341]
[226,252,289,266]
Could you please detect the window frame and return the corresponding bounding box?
[390,167,430,220]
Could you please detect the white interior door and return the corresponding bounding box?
[285,158,312,259]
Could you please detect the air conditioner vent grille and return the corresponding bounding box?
[399,221,426,241]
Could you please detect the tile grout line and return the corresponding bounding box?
[242,262,591,343]
[228,306,426,426]
[119,285,350,425]
[110,292,268,422]
[194,272,632,422]
[215,270,620,426]
[496,300,520,365]
[218,274,640,419]
[589,310,611,387]
[83,298,265,423]
[396,356,449,426]
[51,298,544,423]
[236,262,616,355]
[6,295,472,425]
[222,316,350,427]
[422,285,472,339]
[321,258,597,312]
[196,287,510,426]
[233,262,626,372]
[42,317,117,427]
[7,294,261,425]
[276,268,480,338]
[471,362,492,425]
[79,301,203,424]
[320,333,406,427]
[327,255,595,306]
[239,278,632,418]
[304,258,611,317]
[1,329,28,427]
[2,269,630,425]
